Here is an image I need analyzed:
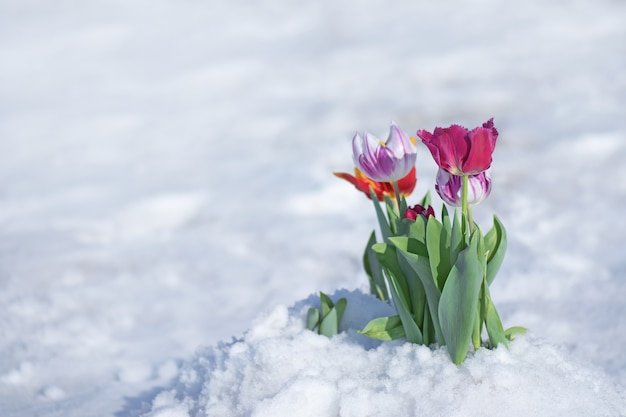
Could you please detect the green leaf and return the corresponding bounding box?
[426,217,452,290]
[319,297,347,337]
[472,308,482,350]
[419,190,431,207]
[320,291,334,318]
[373,243,423,344]
[450,209,463,263]
[363,231,389,301]
[388,236,444,345]
[399,193,408,217]
[335,297,347,320]
[441,204,451,232]
[484,290,508,348]
[422,303,435,345]
[406,215,427,243]
[505,326,528,341]
[306,307,320,331]
[438,232,484,364]
[426,218,443,286]
[359,315,406,340]
[484,215,507,286]
[397,250,426,327]
[370,188,392,241]
[372,243,409,298]
[384,194,400,235]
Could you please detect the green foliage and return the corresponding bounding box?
[438,232,484,364]
[370,188,391,241]
[484,289,508,348]
[390,236,444,344]
[306,308,320,331]
[358,315,405,340]
[363,231,389,301]
[484,215,507,286]
[373,243,423,344]
[357,195,525,364]
[307,292,348,338]
[505,326,528,341]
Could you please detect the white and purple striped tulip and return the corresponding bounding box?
[435,168,492,206]
[352,122,417,182]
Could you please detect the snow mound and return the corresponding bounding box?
[142,290,626,417]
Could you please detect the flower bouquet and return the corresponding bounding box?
[332,119,525,364]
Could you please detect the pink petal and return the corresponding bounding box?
[462,125,497,174]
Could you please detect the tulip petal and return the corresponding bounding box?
[419,120,498,176]
[334,167,416,201]
[445,124,470,174]
[434,168,491,206]
[352,123,416,182]
[376,148,398,179]
[356,132,384,179]
[386,121,416,159]
[462,123,498,175]
[397,167,417,195]
[419,125,468,176]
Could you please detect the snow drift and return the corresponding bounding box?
[142,290,626,417]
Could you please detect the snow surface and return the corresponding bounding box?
[1,0,626,416]
[143,290,626,417]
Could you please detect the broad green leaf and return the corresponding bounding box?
[370,188,391,241]
[422,303,435,346]
[388,236,444,345]
[385,270,423,344]
[363,231,389,301]
[399,193,408,217]
[397,251,426,327]
[484,291,508,348]
[359,315,406,340]
[438,232,484,364]
[320,292,334,318]
[373,243,423,344]
[484,215,507,286]
[319,297,347,337]
[426,216,452,290]
[407,215,427,243]
[505,326,528,341]
[306,307,320,331]
[477,228,487,345]
[334,297,347,321]
[387,238,432,280]
[372,243,409,298]
[450,209,463,264]
[419,190,431,207]
[441,204,451,232]
[384,194,400,235]
[472,308,482,350]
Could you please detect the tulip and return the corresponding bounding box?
[352,122,417,182]
[334,167,417,201]
[417,119,498,176]
[435,168,492,207]
[404,204,435,220]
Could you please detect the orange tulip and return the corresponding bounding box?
[334,166,417,201]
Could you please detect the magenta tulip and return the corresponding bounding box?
[352,122,417,182]
[404,204,435,221]
[435,168,492,207]
[417,119,498,176]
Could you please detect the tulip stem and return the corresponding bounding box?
[392,181,402,215]
[461,175,474,238]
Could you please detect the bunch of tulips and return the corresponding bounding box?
[334,119,525,364]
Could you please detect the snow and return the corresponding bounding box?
[142,291,626,417]
[1,0,625,416]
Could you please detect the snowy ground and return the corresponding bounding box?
[0,0,625,416]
